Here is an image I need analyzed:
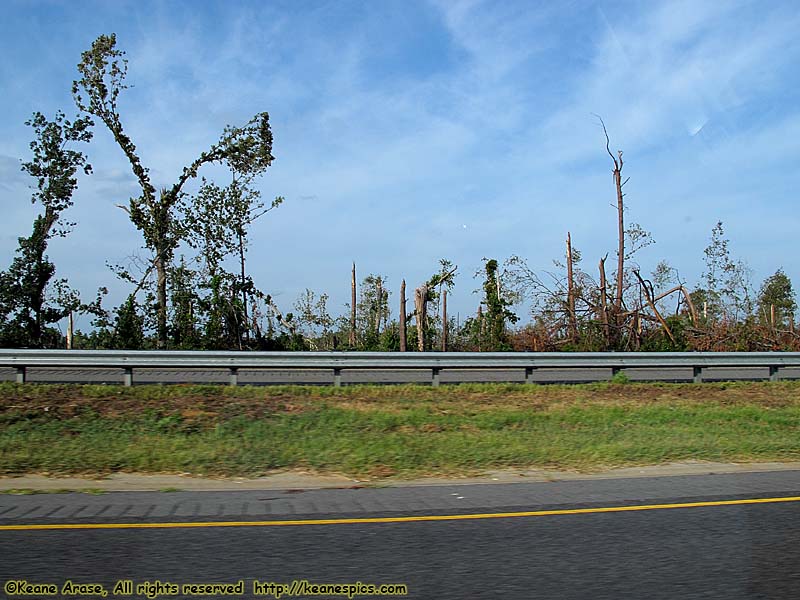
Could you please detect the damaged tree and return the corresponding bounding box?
[566,232,578,343]
[413,261,457,351]
[349,262,357,347]
[595,115,630,343]
[399,279,407,352]
[73,34,276,348]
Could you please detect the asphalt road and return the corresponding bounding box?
[2,471,800,599]
[3,366,799,385]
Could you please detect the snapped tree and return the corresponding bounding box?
[413,260,457,351]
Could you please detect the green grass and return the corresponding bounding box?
[1,381,799,478]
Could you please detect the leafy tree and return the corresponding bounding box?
[114,294,145,350]
[356,274,390,349]
[0,111,92,347]
[701,221,753,321]
[757,269,796,328]
[183,174,283,346]
[73,33,277,348]
[294,288,335,349]
[169,258,201,348]
[480,259,518,350]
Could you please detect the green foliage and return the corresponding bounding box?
[701,221,753,320]
[426,259,457,302]
[757,269,796,327]
[0,221,59,347]
[115,295,145,350]
[356,274,390,350]
[639,315,691,352]
[22,111,93,221]
[169,259,200,349]
[183,176,282,275]
[0,111,92,348]
[411,259,457,352]
[610,370,630,384]
[479,259,518,351]
[377,321,402,351]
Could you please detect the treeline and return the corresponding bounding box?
[1,34,797,352]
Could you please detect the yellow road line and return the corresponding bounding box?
[2,495,799,531]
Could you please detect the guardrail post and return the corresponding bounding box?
[432,368,441,387]
[123,368,133,387]
[611,367,621,380]
[333,368,342,387]
[229,368,239,386]
[693,367,703,384]
[769,366,780,382]
[525,367,536,384]
[15,367,25,384]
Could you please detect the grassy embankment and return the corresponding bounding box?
[1,381,799,478]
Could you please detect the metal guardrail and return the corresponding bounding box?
[2,349,800,386]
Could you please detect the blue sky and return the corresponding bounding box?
[1,0,799,328]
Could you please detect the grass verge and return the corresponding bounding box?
[1,381,799,478]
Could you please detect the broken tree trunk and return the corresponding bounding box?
[442,290,448,352]
[596,118,627,314]
[375,277,383,335]
[267,297,298,336]
[633,270,676,345]
[414,285,427,352]
[399,279,407,352]
[349,262,356,347]
[66,311,73,350]
[652,285,699,326]
[155,251,168,349]
[477,305,484,351]
[566,232,577,342]
[613,151,625,313]
[598,257,610,346]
